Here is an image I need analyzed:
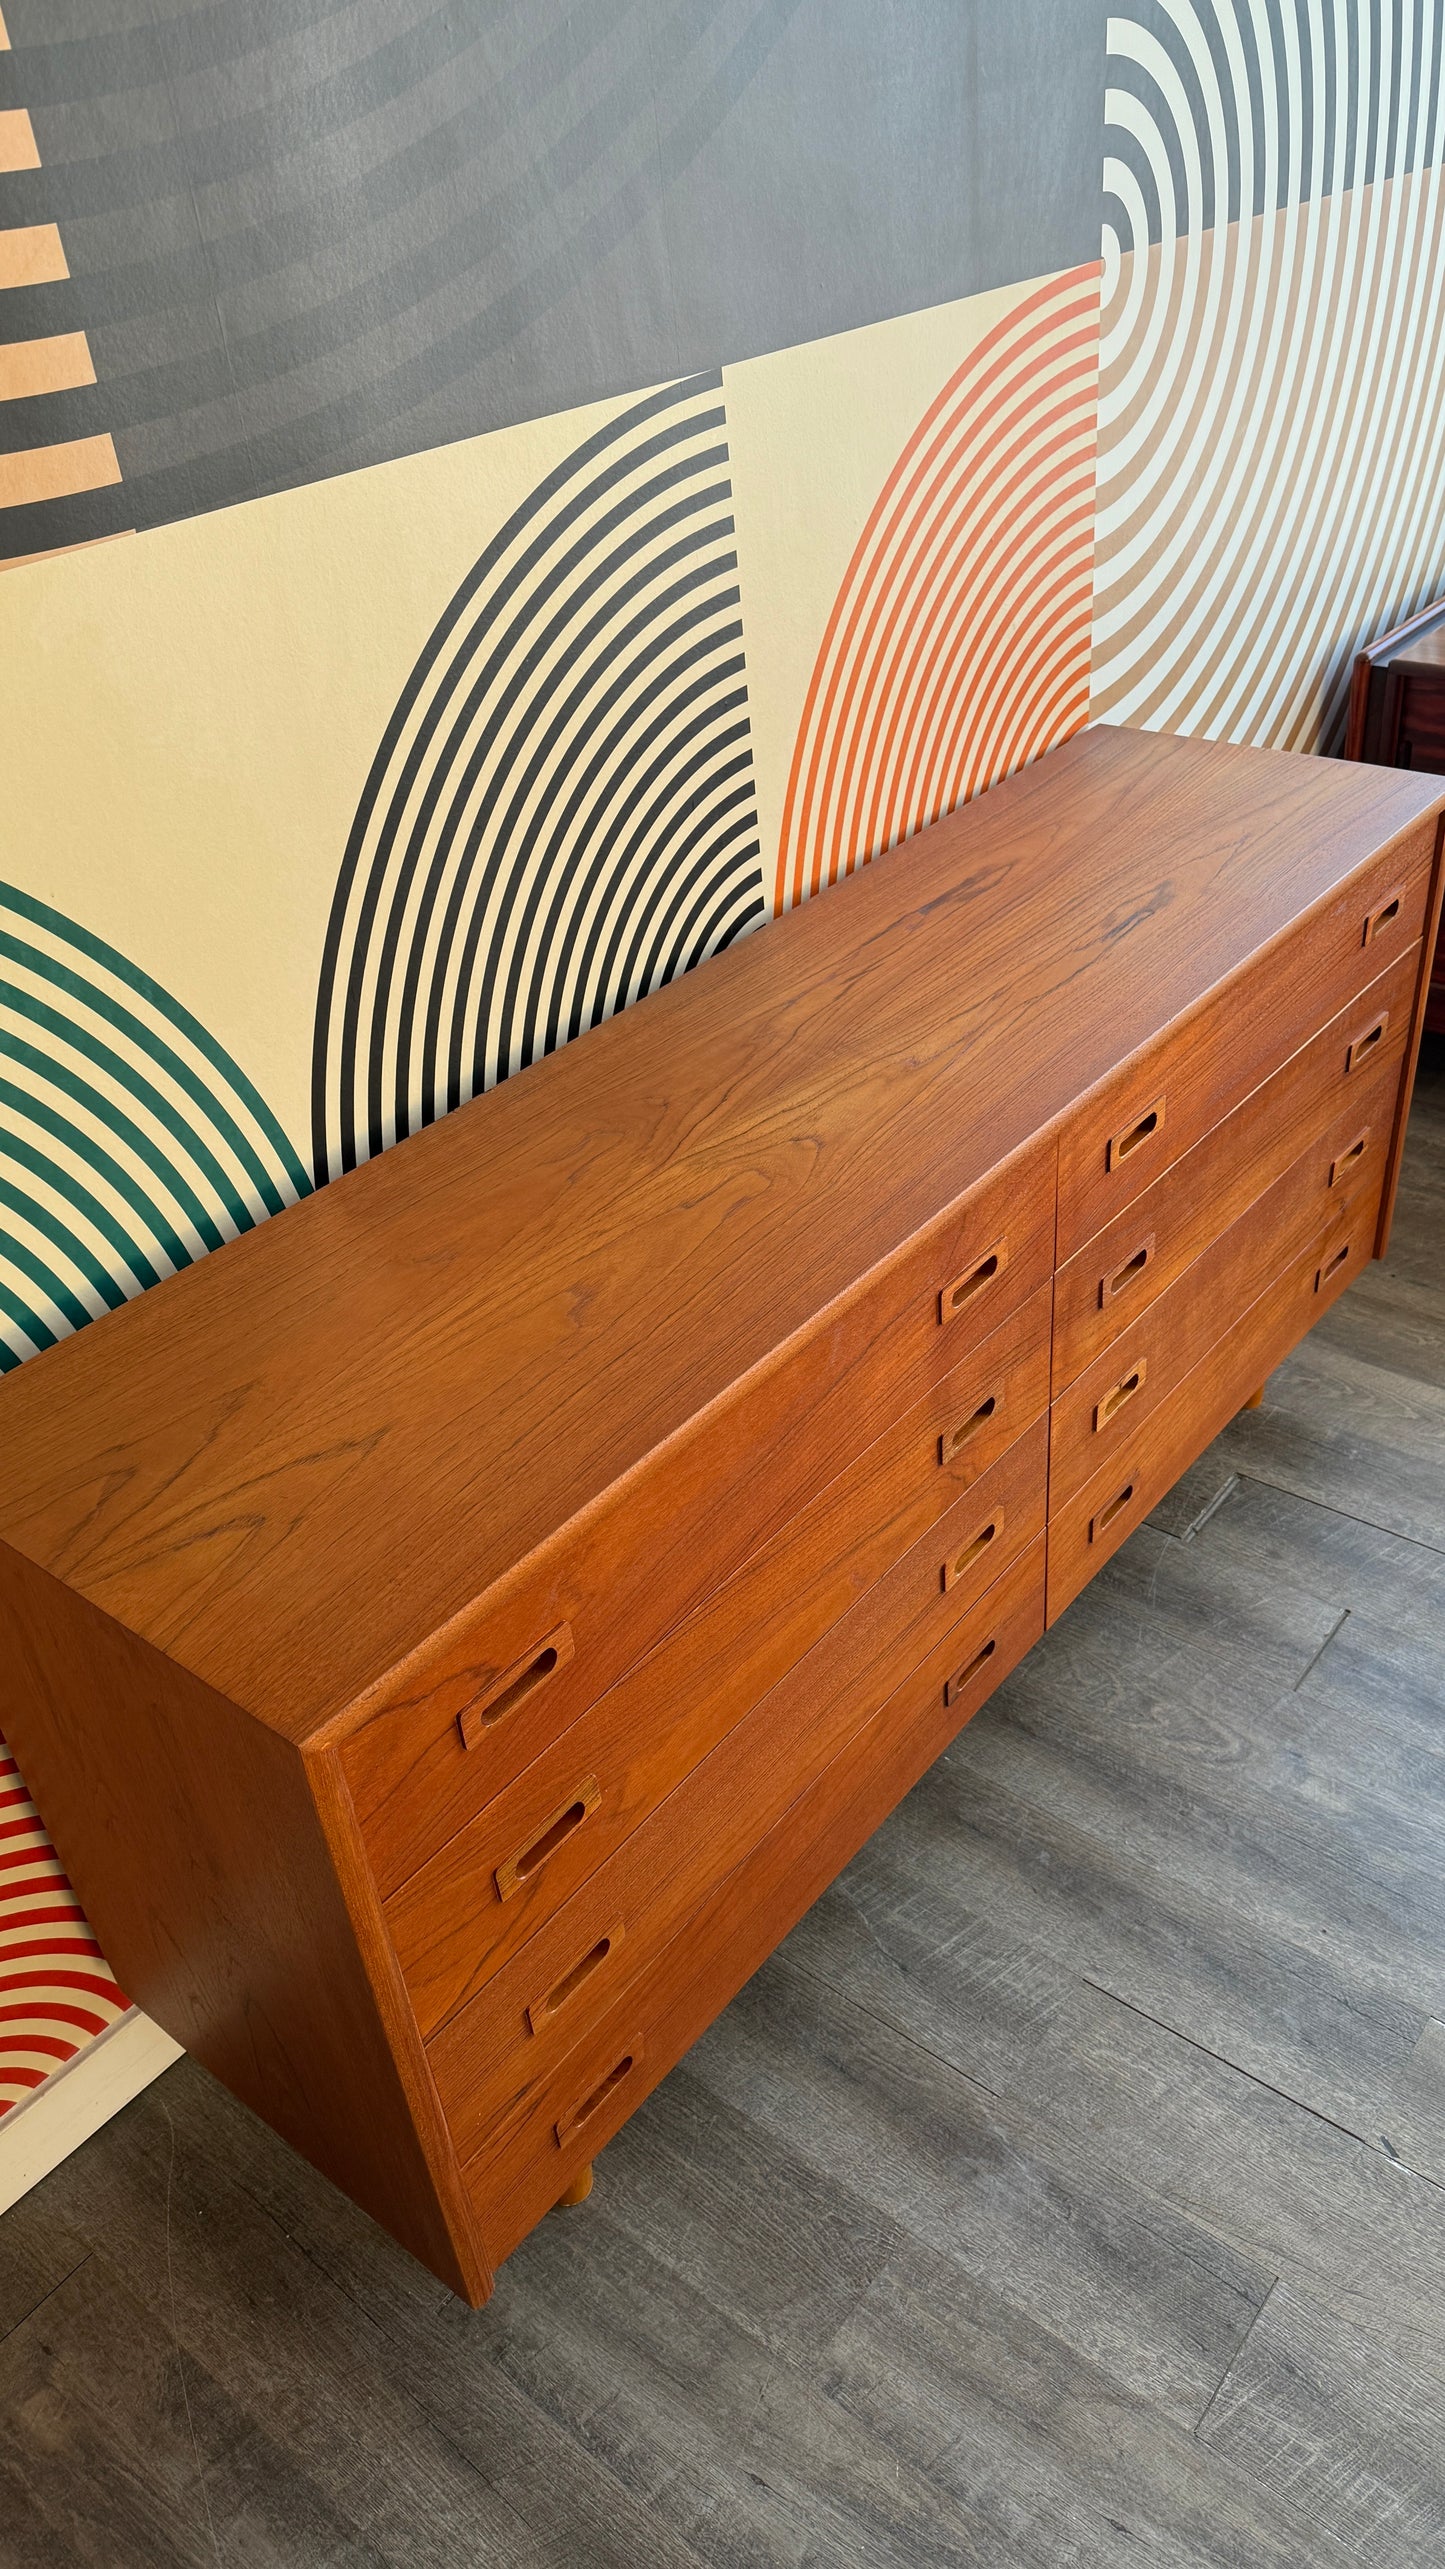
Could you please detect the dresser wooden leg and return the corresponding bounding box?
[556,2162,593,2209]
[1243,1384,1266,1409]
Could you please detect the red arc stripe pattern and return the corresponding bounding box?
[774,264,1102,917]
[0,1735,128,2117]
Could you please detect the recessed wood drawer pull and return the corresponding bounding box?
[1090,1481,1135,1543]
[458,1620,575,1750]
[1363,886,1403,945]
[1345,1012,1387,1073]
[1095,1359,1147,1431]
[1100,1234,1155,1307]
[944,1636,997,1706]
[1315,1241,1352,1292]
[939,1239,1007,1324]
[1328,1131,1368,1188]
[943,1515,1002,1589]
[527,1925,625,2034]
[554,2038,644,2151]
[1106,1096,1165,1172]
[940,1392,999,1466]
[494,1776,601,1902]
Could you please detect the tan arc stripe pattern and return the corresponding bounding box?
[0,330,94,400]
[0,105,38,169]
[0,431,120,509]
[0,51,126,559]
[0,220,66,289]
[1093,0,1445,755]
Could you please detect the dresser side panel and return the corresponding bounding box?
[0,1540,486,2303]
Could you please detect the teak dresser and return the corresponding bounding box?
[2,728,1442,2306]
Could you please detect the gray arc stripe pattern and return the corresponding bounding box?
[0,881,311,1374]
[1104,0,1445,243]
[312,372,765,1185]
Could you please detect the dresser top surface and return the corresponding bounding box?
[2,726,1441,1740]
[1394,626,1445,674]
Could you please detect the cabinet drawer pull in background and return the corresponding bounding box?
[1329,1132,1369,1189]
[527,1925,625,2034]
[944,1636,997,1706]
[1345,1012,1387,1073]
[458,1621,575,1750]
[1106,1096,1166,1172]
[1363,887,1403,945]
[940,1392,999,1466]
[939,1239,1007,1324]
[1090,1482,1136,1543]
[554,2039,644,2151]
[943,1515,1002,1589]
[494,1777,601,1902]
[1095,1359,1148,1432]
[1315,1241,1352,1293]
[1100,1234,1155,1307]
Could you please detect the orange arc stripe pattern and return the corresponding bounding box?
[774,263,1103,917]
[1,1736,130,2118]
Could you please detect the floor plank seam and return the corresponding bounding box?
[1190,2272,1279,2443]
[1290,1606,1351,1691]
[1078,1978,1445,2192]
[775,1950,1005,2101]
[0,2245,94,2349]
[1228,1469,1445,1560]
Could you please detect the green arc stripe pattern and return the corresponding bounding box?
[0,882,310,1375]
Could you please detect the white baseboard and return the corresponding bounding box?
[0,2011,184,2217]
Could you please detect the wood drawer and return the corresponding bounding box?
[390,1407,1049,2036]
[1047,1181,1383,1621]
[342,1133,1056,1898]
[462,1534,1047,2263]
[1055,827,1431,1260]
[1052,942,1417,1391]
[428,1433,1047,2156]
[1048,1062,1398,1513]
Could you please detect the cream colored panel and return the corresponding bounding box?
[0,392,635,1154]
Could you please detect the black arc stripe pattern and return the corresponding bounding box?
[312,371,765,1182]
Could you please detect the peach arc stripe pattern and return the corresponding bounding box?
[774,263,1102,917]
[1,1734,130,2119]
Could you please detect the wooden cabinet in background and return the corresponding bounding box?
[1346,592,1445,1031]
[1,727,1441,2306]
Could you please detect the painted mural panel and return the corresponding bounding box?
[727,268,1100,917]
[0,0,1107,565]
[1,1732,129,2120]
[315,370,763,1180]
[1093,0,1445,750]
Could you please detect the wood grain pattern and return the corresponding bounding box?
[1051,943,1420,1392]
[465,1537,1048,2264]
[349,1259,1053,1899]
[0,730,1439,1746]
[390,1420,1049,2034]
[429,1464,1053,2155]
[1049,1065,1399,1511]
[1055,834,1431,1261]
[0,1543,487,2305]
[1047,1179,1384,1620]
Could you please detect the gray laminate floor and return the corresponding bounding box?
[4,1055,1445,2569]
